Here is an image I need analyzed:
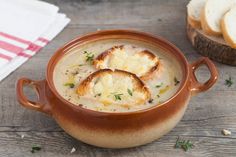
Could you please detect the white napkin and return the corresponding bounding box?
[0,0,70,81]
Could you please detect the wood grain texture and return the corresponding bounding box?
[187,22,236,66]
[0,0,236,156]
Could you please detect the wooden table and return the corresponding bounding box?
[0,0,235,156]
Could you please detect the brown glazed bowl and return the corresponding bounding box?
[16,30,218,148]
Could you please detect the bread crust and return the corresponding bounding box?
[187,15,201,29]
[187,0,207,29]
[201,4,222,36]
[93,45,160,81]
[221,14,236,49]
[77,69,151,104]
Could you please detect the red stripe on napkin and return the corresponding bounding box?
[0,37,49,60]
[0,53,12,61]
[0,32,31,45]
[18,52,32,58]
[0,41,24,54]
[27,44,42,52]
[38,37,49,43]
[17,43,44,58]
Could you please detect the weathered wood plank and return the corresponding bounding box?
[44,0,188,25]
[0,132,235,157]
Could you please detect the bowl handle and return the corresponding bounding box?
[16,78,52,116]
[189,57,218,96]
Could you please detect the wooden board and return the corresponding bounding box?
[187,21,236,66]
[0,0,236,156]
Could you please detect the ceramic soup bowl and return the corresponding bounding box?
[16,30,218,148]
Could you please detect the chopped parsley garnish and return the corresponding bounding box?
[174,77,180,86]
[225,76,233,87]
[94,93,102,97]
[31,145,41,153]
[111,93,123,101]
[64,83,75,88]
[175,137,194,152]
[157,94,160,98]
[78,64,84,66]
[156,83,163,88]
[127,89,133,96]
[84,51,94,64]
[148,99,154,103]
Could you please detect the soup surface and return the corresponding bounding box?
[53,39,183,112]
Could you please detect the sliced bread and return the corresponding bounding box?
[93,45,160,80]
[77,69,151,107]
[187,0,206,29]
[221,6,236,48]
[201,0,236,36]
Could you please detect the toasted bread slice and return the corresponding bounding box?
[187,0,206,29]
[93,45,160,80]
[221,6,236,48]
[187,16,201,29]
[77,69,151,107]
[201,0,235,36]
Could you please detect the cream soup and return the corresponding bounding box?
[53,39,182,112]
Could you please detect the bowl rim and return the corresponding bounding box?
[46,29,190,115]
